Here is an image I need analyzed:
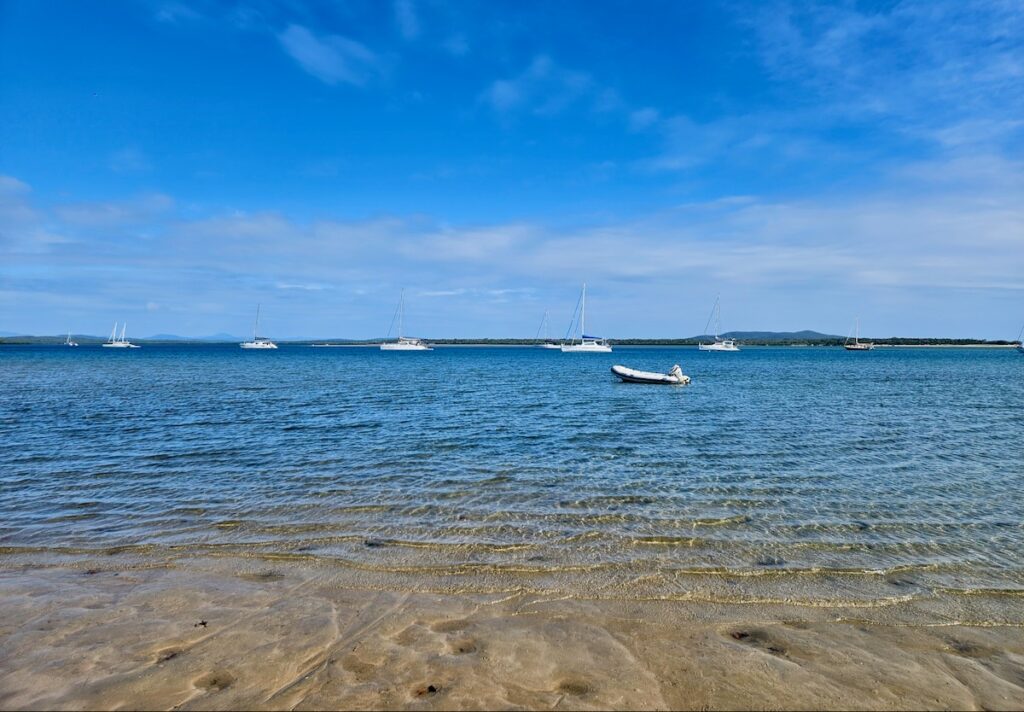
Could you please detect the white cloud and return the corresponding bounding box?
[278,24,379,86]
[394,0,419,40]
[55,194,174,227]
[481,56,595,116]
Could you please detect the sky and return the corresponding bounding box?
[1,0,1022,339]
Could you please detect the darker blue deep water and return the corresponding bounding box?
[2,345,1023,612]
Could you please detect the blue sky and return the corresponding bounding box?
[1,0,1022,339]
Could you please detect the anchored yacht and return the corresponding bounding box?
[561,283,612,352]
[240,305,277,349]
[64,331,78,347]
[698,296,740,352]
[535,309,561,349]
[844,317,874,351]
[381,290,432,351]
[103,322,139,348]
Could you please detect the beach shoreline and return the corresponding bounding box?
[2,565,1022,711]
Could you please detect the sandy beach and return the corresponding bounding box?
[2,562,1022,711]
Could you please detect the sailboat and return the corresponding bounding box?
[102,322,140,348]
[64,330,78,347]
[844,317,874,351]
[535,309,561,349]
[1015,324,1023,353]
[380,289,432,351]
[561,283,612,352]
[698,296,740,351]
[240,305,278,349]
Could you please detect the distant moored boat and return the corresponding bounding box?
[698,295,740,352]
[381,289,432,351]
[103,322,139,348]
[561,283,612,352]
[64,330,78,347]
[844,317,874,351]
[535,309,561,349]
[240,305,277,349]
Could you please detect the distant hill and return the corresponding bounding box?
[693,330,843,341]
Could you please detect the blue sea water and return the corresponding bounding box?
[2,345,1023,616]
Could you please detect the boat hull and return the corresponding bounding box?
[103,343,139,348]
[561,344,612,352]
[380,343,432,351]
[844,344,874,351]
[611,364,690,385]
[698,343,739,352]
[240,342,278,349]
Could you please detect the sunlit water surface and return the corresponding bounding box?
[2,345,1022,618]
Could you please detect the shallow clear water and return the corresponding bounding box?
[2,345,1023,612]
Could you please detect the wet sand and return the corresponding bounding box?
[1,565,1022,710]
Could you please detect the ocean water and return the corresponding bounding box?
[2,345,1023,617]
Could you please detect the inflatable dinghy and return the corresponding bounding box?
[611,364,691,385]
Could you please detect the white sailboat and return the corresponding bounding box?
[380,289,432,351]
[103,322,140,348]
[240,305,278,349]
[535,309,561,349]
[561,283,612,352]
[698,296,739,351]
[844,317,874,351]
[64,330,78,347]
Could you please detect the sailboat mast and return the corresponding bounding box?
[254,304,261,340]
[581,283,586,339]
[717,298,722,340]
[399,290,405,339]
[855,317,860,345]
[121,323,126,343]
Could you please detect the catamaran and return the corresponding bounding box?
[64,330,78,347]
[698,296,739,351]
[381,289,432,351]
[103,322,139,348]
[561,283,612,352]
[535,309,561,349]
[240,305,277,349]
[844,317,874,351]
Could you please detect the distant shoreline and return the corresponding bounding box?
[4,340,1019,350]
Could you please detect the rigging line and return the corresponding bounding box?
[702,295,719,339]
[384,294,402,340]
[564,289,584,341]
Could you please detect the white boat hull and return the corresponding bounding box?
[698,342,739,352]
[380,342,432,351]
[240,341,278,349]
[561,343,612,353]
[537,343,562,349]
[611,364,689,385]
[102,342,139,348]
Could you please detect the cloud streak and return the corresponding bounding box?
[278,24,380,86]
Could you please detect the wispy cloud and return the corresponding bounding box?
[55,194,174,228]
[278,24,380,86]
[394,0,419,40]
[482,55,595,115]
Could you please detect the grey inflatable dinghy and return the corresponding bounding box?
[611,364,690,385]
